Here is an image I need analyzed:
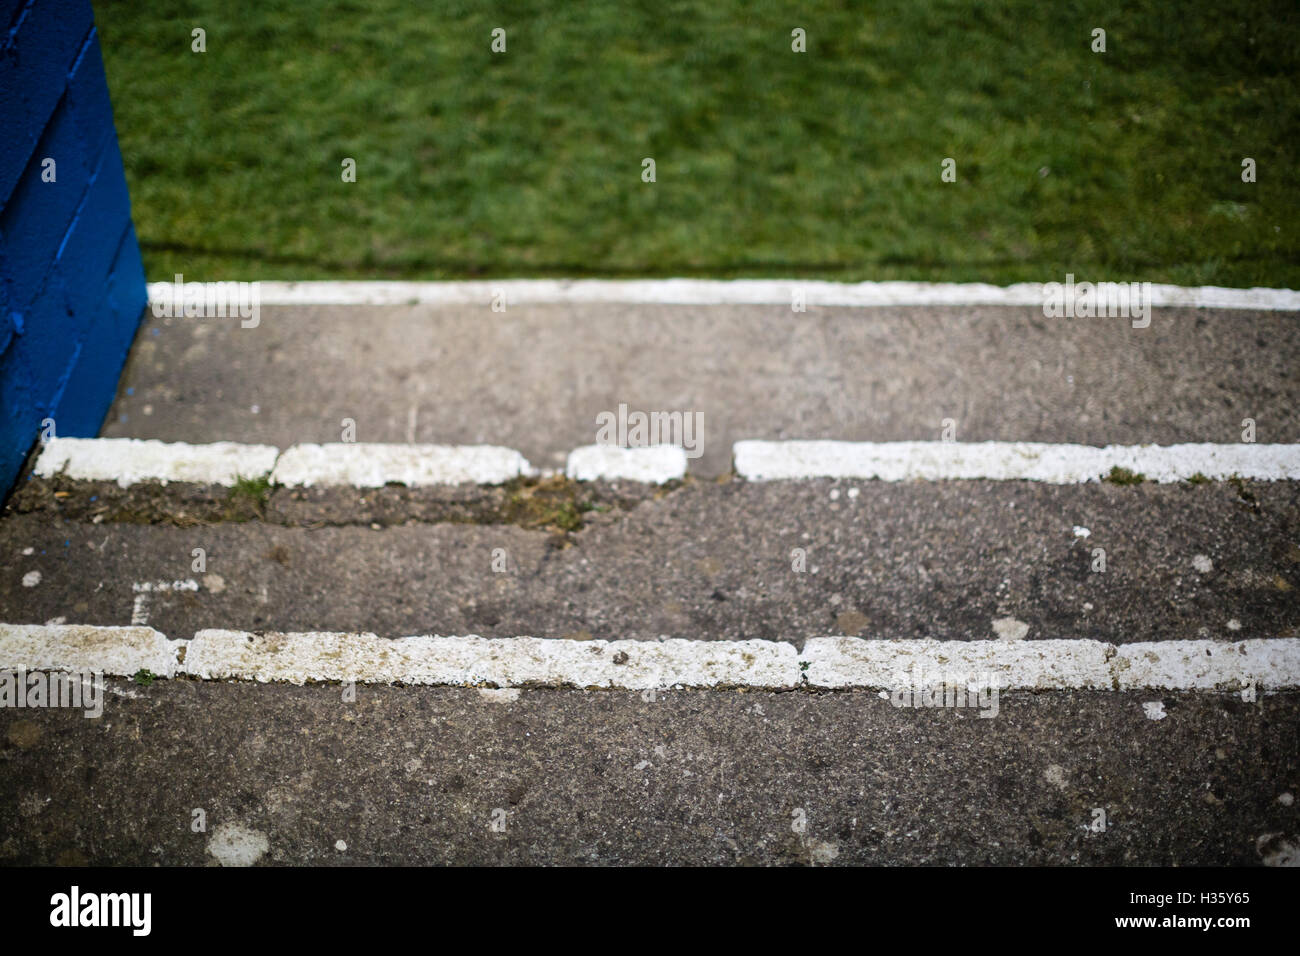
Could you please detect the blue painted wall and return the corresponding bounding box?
[0,0,146,495]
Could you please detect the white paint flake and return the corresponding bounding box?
[206,822,270,867]
[992,618,1031,641]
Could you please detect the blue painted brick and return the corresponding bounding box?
[42,220,145,434]
[5,268,75,417]
[53,229,143,436]
[50,318,125,435]
[55,135,130,285]
[66,27,113,161]
[0,272,75,483]
[1,4,142,494]
[51,256,105,343]
[58,248,118,325]
[0,97,92,307]
[0,0,94,205]
[104,221,146,319]
[57,210,131,331]
[2,0,26,35]
[0,273,13,355]
[0,354,38,489]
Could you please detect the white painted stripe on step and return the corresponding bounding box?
[803,637,1300,691]
[566,444,687,483]
[1113,640,1300,690]
[34,437,279,487]
[733,440,1300,483]
[0,624,182,678]
[801,637,1116,689]
[149,279,1300,311]
[183,631,797,689]
[269,443,532,487]
[4,625,1297,691]
[31,438,1300,488]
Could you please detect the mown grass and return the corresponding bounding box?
[97,0,1299,285]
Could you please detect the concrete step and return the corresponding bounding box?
[5,474,1297,643]
[6,289,1299,866]
[101,302,1300,477]
[1,677,1295,865]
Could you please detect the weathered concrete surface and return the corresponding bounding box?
[101,305,1300,476]
[0,680,1295,865]
[3,479,1296,643]
[6,300,1297,867]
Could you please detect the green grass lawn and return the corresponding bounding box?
[97,0,1299,286]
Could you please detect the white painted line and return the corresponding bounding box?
[4,625,1297,691]
[0,624,182,678]
[792,637,1300,691]
[801,637,1116,689]
[270,443,532,487]
[29,438,1300,489]
[28,439,679,488]
[149,279,1300,311]
[566,444,688,483]
[733,440,1300,483]
[1113,640,1300,690]
[34,437,279,488]
[183,631,797,689]
[803,637,1300,691]
[131,580,201,593]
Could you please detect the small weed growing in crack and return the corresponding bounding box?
[503,476,597,532]
[1104,466,1145,486]
[230,473,272,504]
